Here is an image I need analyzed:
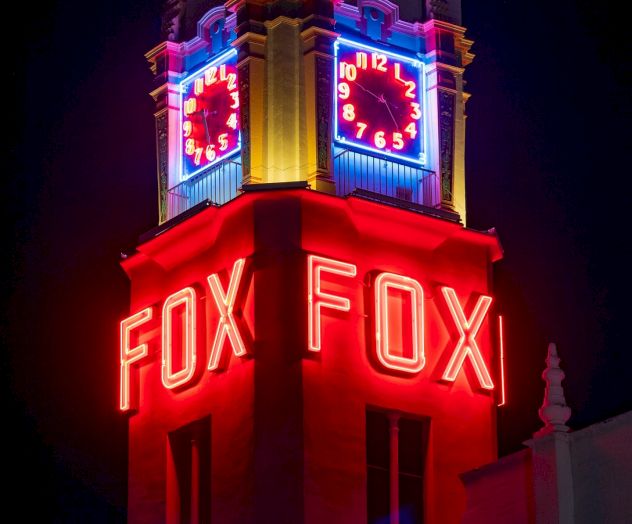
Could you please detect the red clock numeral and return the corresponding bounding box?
[356,122,367,138]
[184,98,197,116]
[226,113,238,130]
[393,132,404,150]
[340,62,357,81]
[338,82,350,100]
[206,145,216,162]
[183,121,192,137]
[342,104,356,121]
[185,138,195,155]
[230,92,240,109]
[204,66,218,86]
[356,52,368,69]
[405,122,417,139]
[374,131,386,149]
[371,53,388,72]
[218,133,229,151]
[410,102,422,120]
[394,63,404,83]
[219,64,227,82]
[227,73,237,91]
[194,147,203,165]
[405,81,416,99]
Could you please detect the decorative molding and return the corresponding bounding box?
[334,0,424,41]
[422,19,473,67]
[181,8,237,59]
[316,55,333,173]
[438,89,455,205]
[155,109,169,224]
[263,16,303,30]
[238,61,251,183]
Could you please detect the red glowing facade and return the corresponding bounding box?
[127,0,494,522]
[121,188,501,522]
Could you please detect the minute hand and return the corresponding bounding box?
[354,80,381,101]
[378,95,399,131]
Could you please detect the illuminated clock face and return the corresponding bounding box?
[334,39,425,165]
[179,50,241,181]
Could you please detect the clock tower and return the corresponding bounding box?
[122,1,501,523]
[146,0,472,224]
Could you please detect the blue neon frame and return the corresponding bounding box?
[178,48,242,182]
[333,37,427,166]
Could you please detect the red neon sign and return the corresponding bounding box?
[498,315,506,406]
[161,287,198,389]
[207,258,249,371]
[441,287,494,390]
[120,307,153,412]
[307,254,357,352]
[120,255,497,413]
[374,272,425,373]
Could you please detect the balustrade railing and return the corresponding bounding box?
[333,149,438,207]
[167,158,243,220]
[164,150,439,221]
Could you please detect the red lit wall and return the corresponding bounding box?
[122,188,502,523]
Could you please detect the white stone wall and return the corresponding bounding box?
[571,411,632,524]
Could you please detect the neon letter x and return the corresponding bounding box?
[441,287,494,390]
[207,258,249,371]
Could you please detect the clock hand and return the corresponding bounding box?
[377,94,400,131]
[354,80,381,101]
[202,108,210,143]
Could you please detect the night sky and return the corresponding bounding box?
[5,0,631,520]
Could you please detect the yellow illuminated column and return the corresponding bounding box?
[423,20,473,224]
[234,32,266,185]
[262,17,308,183]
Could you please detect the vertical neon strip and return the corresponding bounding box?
[162,287,198,389]
[374,272,425,373]
[119,307,153,412]
[207,258,248,371]
[441,287,494,390]
[498,315,506,407]
[307,254,357,352]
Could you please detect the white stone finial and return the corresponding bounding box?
[535,343,571,437]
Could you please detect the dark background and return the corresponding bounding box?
[5,0,630,520]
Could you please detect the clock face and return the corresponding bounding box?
[334,39,425,165]
[179,49,241,181]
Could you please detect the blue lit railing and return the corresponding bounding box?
[167,157,243,220]
[165,150,439,222]
[333,149,439,207]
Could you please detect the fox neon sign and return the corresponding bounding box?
[120,255,495,412]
